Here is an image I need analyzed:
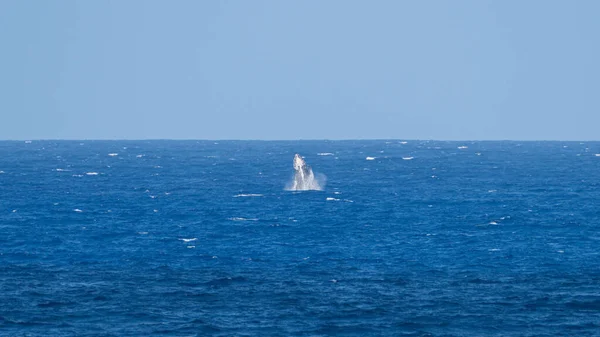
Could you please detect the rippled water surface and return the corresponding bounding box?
[1,140,599,336]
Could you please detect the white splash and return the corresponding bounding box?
[286,154,324,191]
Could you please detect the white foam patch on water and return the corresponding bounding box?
[326,197,340,201]
[86,172,99,176]
[55,168,69,172]
[0,171,4,174]
[400,141,408,144]
[595,154,600,157]
[458,146,468,149]
[229,217,258,221]
[108,153,118,157]
[234,194,263,197]
[74,209,83,213]
[72,174,83,177]
[187,246,195,249]
[488,248,501,252]
[179,238,197,242]
[488,189,497,193]
[366,157,376,160]
[402,157,414,160]
[317,153,334,156]
[136,154,144,158]
[25,140,32,144]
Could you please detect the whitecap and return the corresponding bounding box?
[136,154,144,158]
[179,238,197,242]
[595,154,600,157]
[25,140,32,144]
[72,174,83,177]
[138,232,148,235]
[333,191,341,194]
[489,221,498,225]
[228,217,258,221]
[557,250,564,253]
[366,157,376,160]
[400,141,408,144]
[55,168,69,172]
[153,209,158,213]
[0,171,4,174]
[402,157,414,160]
[86,172,99,176]
[108,153,118,157]
[73,209,83,213]
[317,153,334,156]
[187,246,195,249]
[488,248,501,252]
[12,209,17,213]
[458,146,468,149]
[233,194,263,198]
[476,152,482,156]
[488,189,497,193]
[326,197,340,201]
[343,199,354,203]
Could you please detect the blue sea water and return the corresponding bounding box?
[1,140,599,336]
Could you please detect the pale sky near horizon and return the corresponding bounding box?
[1,0,598,140]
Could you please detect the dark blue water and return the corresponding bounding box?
[1,140,599,336]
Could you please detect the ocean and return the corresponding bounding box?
[1,140,599,336]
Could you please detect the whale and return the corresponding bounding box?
[290,154,322,191]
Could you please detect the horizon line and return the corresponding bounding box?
[1,138,599,142]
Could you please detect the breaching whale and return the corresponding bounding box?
[289,154,322,191]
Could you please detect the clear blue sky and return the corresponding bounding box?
[1,0,598,140]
